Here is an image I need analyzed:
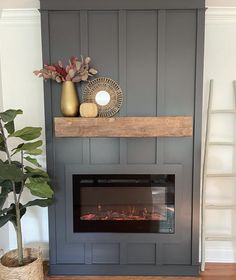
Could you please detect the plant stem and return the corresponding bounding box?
[17,151,24,204]
[15,200,23,266]
[0,119,24,266]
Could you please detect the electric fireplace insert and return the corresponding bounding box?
[73,174,175,233]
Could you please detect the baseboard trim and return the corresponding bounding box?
[48,264,200,276]
[206,249,236,263]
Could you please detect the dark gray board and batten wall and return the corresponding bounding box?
[40,0,205,276]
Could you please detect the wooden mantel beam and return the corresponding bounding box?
[54,116,193,138]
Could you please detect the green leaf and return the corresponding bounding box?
[12,140,42,155]
[0,170,24,194]
[23,198,53,208]
[4,121,15,134]
[0,135,5,152]
[0,178,12,195]
[26,178,53,198]
[25,149,43,156]
[0,178,17,193]
[0,109,23,123]
[0,204,14,216]
[24,156,41,167]
[14,182,23,194]
[10,127,42,141]
[0,179,22,194]
[11,161,23,168]
[0,178,13,190]
[0,188,8,210]
[11,143,24,155]
[24,166,49,179]
[6,203,26,227]
[19,140,42,151]
[0,213,14,227]
[0,162,23,182]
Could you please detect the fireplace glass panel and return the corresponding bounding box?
[73,174,175,233]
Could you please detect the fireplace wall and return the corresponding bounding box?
[40,0,205,275]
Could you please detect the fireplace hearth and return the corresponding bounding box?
[73,174,175,233]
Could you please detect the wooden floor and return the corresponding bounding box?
[45,263,236,280]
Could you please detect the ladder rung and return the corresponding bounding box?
[206,204,236,209]
[208,141,235,146]
[206,235,236,241]
[207,173,236,177]
[211,109,236,114]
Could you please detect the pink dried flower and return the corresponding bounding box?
[34,56,98,84]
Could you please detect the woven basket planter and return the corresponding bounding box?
[0,248,44,280]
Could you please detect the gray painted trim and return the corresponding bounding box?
[118,10,128,165]
[49,264,200,276]
[118,10,127,116]
[119,243,127,265]
[80,10,90,165]
[65,164,185,244]
[40,10,57,264]
[85,243,92,264]
[156,10,166,165]
[40,0,205,10]
[192,9,205,266]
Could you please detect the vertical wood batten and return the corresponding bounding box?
[193,8,205,266]
[80,10,91,165]
[155,242,163,265]
[85,243,92,264]
[88,10,120,164]
[118,10,128,264]
[41,10,57,264]
[120,242,128,265]
[119,10,128,165]
[156,10,166,165]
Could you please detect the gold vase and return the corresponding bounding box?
[61,81,79,117]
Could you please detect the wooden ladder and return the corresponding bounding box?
[201,80,236,271]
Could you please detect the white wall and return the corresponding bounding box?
[0,0,39,9]
[207,0,236,7]
[204,7,236,262]
[0,37,9,255]
[0,9,48,258]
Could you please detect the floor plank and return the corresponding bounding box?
[45,263,236,280]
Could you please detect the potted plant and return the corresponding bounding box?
[0,109,54,280]
[34,56,98,117]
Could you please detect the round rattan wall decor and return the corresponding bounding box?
[82,77,123,117]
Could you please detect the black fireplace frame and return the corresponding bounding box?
[65,165,182,240]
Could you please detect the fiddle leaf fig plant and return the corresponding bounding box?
[0,109,54,266]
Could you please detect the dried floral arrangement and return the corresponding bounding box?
[34,56,98,83]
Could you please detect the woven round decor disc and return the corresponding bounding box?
[82,77,123,117]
